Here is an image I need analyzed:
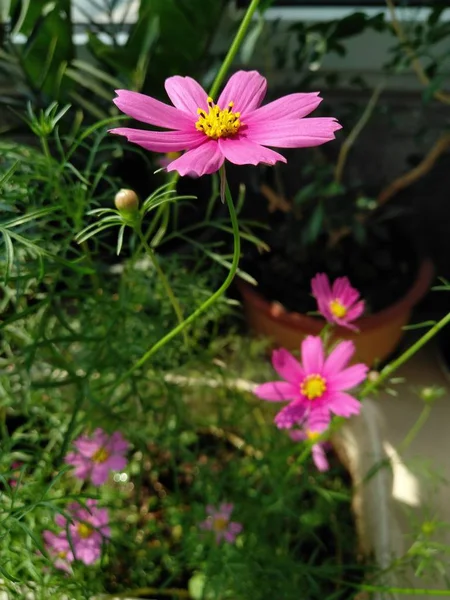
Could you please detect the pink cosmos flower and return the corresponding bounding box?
[65,428,129,486]
[109,70,341,177]
[289,423,330,472]
[43,530,74,573]
[311,273,365,331]
[199,503,243,544]
[55,499,110,566]
[253,337,368,430]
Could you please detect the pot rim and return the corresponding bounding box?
[237,257,434,335]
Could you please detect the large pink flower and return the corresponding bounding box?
[311,273,365,331]
[65,428,129,486]
[254,337,368,430]
[109,71,341,177]
[56,499,110,566]
[199,503,243,545]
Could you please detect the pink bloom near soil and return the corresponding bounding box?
[55,499,110,566]
[311,273,365,331]
[199,503,243,544]
[109,70,341,177]
[253,336,368,430]
[65,428,129,486]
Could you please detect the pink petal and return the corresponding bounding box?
[74,543,101,565]
[331,276,351,299]
[218,137,286,166]
[199,519,212,531]
[73,438,98,457]
[223,531,237,544]
[217,71,267,114]
[274,402,307,429]
[335,318,359,332]
[323,341,355,377]
[289,429,307,442]
[345,300,365,321]
[219,503,234,517]
[312,444,329,472]
[311,273,332,303]
[272,348,304,384]
[327,391,361,418]
[108,128,204,152]
[104,455,127,471]
[253,381,298,402]
[300,336,324,374]
[328,364,368,391]
[113,89,194,130]
[166,141,224,177]
[246,92,322,122]
[164,76,209,116]
[246,118,341,148]
[307,407,331,431]
[90,465,109,487]
[228,522,243,535]
[109,432,130,454]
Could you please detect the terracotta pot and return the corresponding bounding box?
[237,259,434,366]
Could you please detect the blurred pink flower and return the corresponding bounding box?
[55,499,110,566]
[109,70,341,177]
[289,423,330,472]
[199,503,242,544]
[311,273,365,331]
[254,337,368,430]
[65,429,129,486]
[9,461,23,488]
[43,530,73,573]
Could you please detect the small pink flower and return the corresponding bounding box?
[109,70,341,177]
[311,273,365,331]
[253,337,368,430]
[43,530,74,573]
[289,422,330,472]
[65,429,129,486]
[56,499,110,566]
[199,503,243,545]
[9,461,23,488]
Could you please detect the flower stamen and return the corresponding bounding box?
[77,523,94,539]
[92,447,109,463]
[300,374,327,400]
[196,97,241,140]
[329,299,347,319]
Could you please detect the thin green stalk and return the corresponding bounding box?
[135,229,188,346]
[108,182,240,391]
[362,310,450,397]
[209,0,261,99]
[398,402,432,454]
[57,383,85,464]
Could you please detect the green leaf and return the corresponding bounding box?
[189,572,207,600]
[305,203,324,244]
[2,229,14,283]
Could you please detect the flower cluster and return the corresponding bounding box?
[254,274,368,472]
[43,500,110,572]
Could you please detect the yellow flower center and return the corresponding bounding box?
[77,523,94,539]
[92,447,109,463]
[213,517,228,531]
[306,430,321,442]
[300,374,327,400]
[166,151,181,160]
[57,550,67,559]
[195,97,241,139]
[329,299,347,319]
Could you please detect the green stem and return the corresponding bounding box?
[362,310,450,397]
[57,383,85,464]
[208,0,261,99]
[398,403,432,454]
[109,182,241,390]
[136,229,188,346]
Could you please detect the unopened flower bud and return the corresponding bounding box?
[114,189,139,213]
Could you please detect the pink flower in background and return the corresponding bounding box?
[43,530,74,573]
[109,70,341,177]
[9,461,23,488]
[289,422,330,472]
[199,503,243,544]
[55,499,110,566]
[65,429,129,486]
[253,337,368,430]
[311,273,365,331]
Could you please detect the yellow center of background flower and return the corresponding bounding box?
[57,550,67,558]
[196,98,241,139]
[213,516,228,531]
[92,447,109,463]
[300,374,327,400]
[306,430,321,442]
[329,299,347,318]
[77,523,94,539]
